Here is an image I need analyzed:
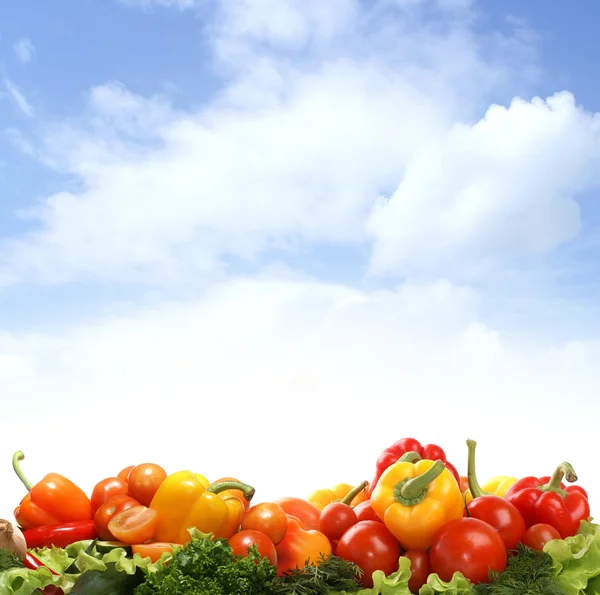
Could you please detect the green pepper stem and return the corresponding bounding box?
[398,451,422,464]
[12,451,33,492]
[539,462,577,497]
[398,460,446,502]
[208,481,256,501]
[341,481,369,506]
[466,439,487,499]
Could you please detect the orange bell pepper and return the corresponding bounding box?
[370,453,463,550]
[13,451,93,530]
[212,476,252,510]
[275,515,332,576]
[308,481,369,511]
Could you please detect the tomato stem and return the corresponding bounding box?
[539,462,578,498]
[466,439,487,499]
[398,451,422,464]
[12,451,33,492]
[394,460,446,505]
[207,481,256,501]
[341,481,369,506]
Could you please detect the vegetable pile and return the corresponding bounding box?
[1,437,599,595]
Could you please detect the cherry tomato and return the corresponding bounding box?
[127,464,167,507]
[521,523,561,551]
[466,495,526,550]
[422,443,447,460]
[274,497,321,531]
[132,542,179,563]
[229,529,277,566]
[319,502,358,541]
[336,520,401,588]
[94,495,140,541]
[242,502,288,546]
[91,477,129,512]
[353,500,381,523]
[108,505,158,545]
[404,550,431,594]
[212,477,252,510]
[118,466,135,482]
[430,517,507,584]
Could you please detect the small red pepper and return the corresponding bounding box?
[504,462,590,539]
[23,520,97,549]
[24,552,64,595]
[368,437,460,497]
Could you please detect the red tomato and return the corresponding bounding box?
[108,505,158,545]
[118,466,135,482]
[353,500,381,523]
[274,497,321,531]
[229,530,277,566]
[466,495,526,550]
[404,551,431,594]
[521,523,561,551]
[127,464,167,507]
[94,495,140,541]
[430,518,507,584]
[242,503,288,546]
[336,520,401,588]
[132,542,179,563]
[91,477,129,512]
[319,502,358,541]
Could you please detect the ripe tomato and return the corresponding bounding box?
[91,477,129,512]
[213,477,252,510]
[242,502,288,546]
[430,518,507,584]
[132,542,179,563]
[274,497,321,531]
[94,495,140,541]
[353,500,381,523]
[336,520,401,588]
[319,502,358,541]
[118,466,135,482]
[404,550,431,594]
[127,464,167,507]
[466,495,526,550]
[229,530,277,566]
[421,443,447,460]
[521,523,561,551]
[108,505,158,545]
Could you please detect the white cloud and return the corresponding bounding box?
[13,38,35,64]
[3,79,34,117]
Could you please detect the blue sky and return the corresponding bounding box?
[2,0,600,516]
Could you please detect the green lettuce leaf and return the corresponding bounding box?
[0,565,61,595]
[418,572,473,595]
[544,520,600,595]
[369,556,412,594]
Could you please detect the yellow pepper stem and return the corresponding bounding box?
[341,481,369,506]
[398,451,422,464]
[207,481,256,502]
[539,462,578,498]
[393,460,446,505]
[466,439,487,499]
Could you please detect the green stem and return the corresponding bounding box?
[539,462,577,498]
[398,451,422,464]
[394,460,446,505]
[207,481,256,502]
[466,439,487,499]
[341,481,369,506]
[12,451,33,491]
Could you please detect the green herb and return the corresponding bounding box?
[134,534,276,595]
[272,554,363,595]
[473,544,566,595]
[0,549,24,572]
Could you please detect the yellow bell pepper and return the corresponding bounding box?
[371,457,463,550]
[150,470,255,544]
[308,482,369,511]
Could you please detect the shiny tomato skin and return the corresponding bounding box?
[242,503,288,546]
[94,495,140,541]
[404,550,431,594]
[274,497,321,531]
[430,518,507,584]
[466,495,526,550]
[422,444,446,461]
[118,466,135,482]
[127,464,167,507]
[353,500,381,523]
[319,502,358,541]
[336,520,401,588]
[108,505,158,545]
[521,523,561,551]
[229,530,277,566]
[132,542,179,563]
[91,477,129,512]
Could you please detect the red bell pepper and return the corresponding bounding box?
[504,462,590,539]
[23,520,97,549]
[368,437,460,497]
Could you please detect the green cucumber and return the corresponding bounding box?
[95,541,133,555]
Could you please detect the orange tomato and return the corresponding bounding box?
[212,477,252,510]
[118,466,135,482]
[242,503,288,545]
[108,505,158,544]
[128,464,167,507]
[91,477,129,512]
[94,495,140,541]
[132,542,179,562]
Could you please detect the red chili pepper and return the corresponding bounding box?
[23,520,97,549]
[24,552,64,595]
[368,437,460,497]
[504,462,590,539]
